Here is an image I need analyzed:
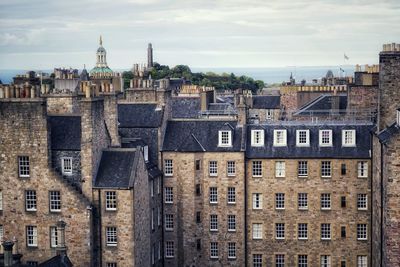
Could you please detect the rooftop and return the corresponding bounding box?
[118,103,163,128]
[48,115,81,150]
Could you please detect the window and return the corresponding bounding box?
[0,225,4,250]
[165,187,173,203]
[49,191,61,212]
[298,223,308,240]
[228,215,236,232]
[357,194,368,210]
[341,226,346,238]
[274,129,287,146]
[151,208,155,230]
[209,161,218,176]
[227,161,236,176]
[218,130,232,147]
[227,187,236,204]
[276,223,285,239]
[210,242,218,258]
[228,242,236,259]
[196,239,201,250]
[358,161,368,178]
[298,255,308,267]
[252,223,262,239]
[252,193,262,209]
[276,254,285,267]
[0,190,2,210]
[158,241,162,260]
[150,180,154,197]
[251,129,264,146]
[357,256,367,267]
[196,184,201,196]
[164,214,174,231]
[210,214,218,231]
[50,226,58,248]
[341,196,346,208]
[107,263,117,267]
[253,254,262,267]
[321,161,331,178]
[61,157,72,175]
[357,224,367,240]
[321,255,331,267]
[195,160,201,170]
[105,191,117,211]
[319,130,332,146]
[157,177,161,195]
[25,190,37,211]
[275,161,286,177]
[341,261,346,267]
[275,193,285,209]
[196,211,201,223]
[209,187,218,204]
[164,159,173,176]
[298,193,308,210]
[18,156,30,177]
[266,109,273,120]
[106,227,117,246]
[341,163,347,175]
[165,241,174,258]
[26,226,38,247]
[321,223,331,240]
[298,161,308,177]
[321,193,331,210]
[296,130,310,146]
[252,161,262,177]
[342,130,356,146]
[158,207,161,226]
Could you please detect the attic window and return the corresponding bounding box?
[218,130,232,147]
[296,130,310,147]
[319,130,332,147]
[251,130,264,147]
[342,130,356,147]
[273,130,287,146]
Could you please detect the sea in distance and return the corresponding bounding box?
[0,65,355,86]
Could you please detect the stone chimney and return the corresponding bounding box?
[237,95,247,126]
[3,241,14,267]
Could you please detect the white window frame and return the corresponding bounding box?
[266,109,273,120]
[253,254,263,267]
[50,226,58,248]
[25,190,37,211]
[227,161,236,176]
[0,225,3,253]
[165,187,173,204]
[252,161,262,177]
[276,254,285,267]
[18,156,30,177]
[357,194,368,210]
[49,191,61,212]
[252,223,262,239]
[357,256,367,267]
[210,214,218,231]
[106,226,117,246]
[164,159,173,176]
[165,214,174,231]
[296,130,310,147]
[321,255,331,267]
[321,193,331,210]
[321,223,331,240]
[321,161,332,178]
[273,129,287,146]
[298,161,308,177]
[105,191,117,211]
[165,241,174,258]
[61,157,73,175]
[342,129,356,147]
[298,223,308,240]
[357,224,367,240]
[228,242,236,259]
[275,161,286,177]
[228,215,236,232]
[358,161,368,178]
[252,193,262,209]
[275,223,285,240]
[298,255,308,267]
[210,242,219,259]
[26,225,38,247]
[227,187,236,204]
[251,129,264,147]
[298,193,308,210]
[319,130,333,147]
[275,193,285,210]
[209,161,218,176]
[209,187,218,204]
[218,130,232,147]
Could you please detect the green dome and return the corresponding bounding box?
[90,66,113,74]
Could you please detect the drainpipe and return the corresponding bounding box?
[380,142,384,266]
[244,157,248,267]
[3,241,14,267]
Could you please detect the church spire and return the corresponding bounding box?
[100,35,103,46]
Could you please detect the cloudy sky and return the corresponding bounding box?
[0,0,399,69]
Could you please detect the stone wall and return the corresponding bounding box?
[51,150,82,188]
[246,159,371,266]
[125,89,157,103]
[372,136,383,267]
[0,99,92,266]
[46,95,80,115]
[347,86,378,112]
[102,94,120,146]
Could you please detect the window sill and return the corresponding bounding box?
[298,175,308,178]
[252,176,263,178]
[321,208,331,211]
[321,238,331,241]
[357,238,368,241]
[358,208,368,211]
[50,210,61,213]
[275,208,285,211]
[275,237,285,240]
[227,202,236,205]
[227,174,236,177]
[106,244,118,247]
[321,176,332,179]
[298,238,308,240]
[105,209,117,212]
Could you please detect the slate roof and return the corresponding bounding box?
[118,104,163,128]
[377,123,400,144]
[208,103,235,111]
[246,122,373,159]
[94,149,137,188]
[38,255,73,267]
[294,94,347,116]
[171,97,201,118]
[252,96,281,109]
[48,116,81,150]
[163,120,243,152]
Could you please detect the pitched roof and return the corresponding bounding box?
[171,97,201,118]
[246,122,373,159]
[118,103,163,128]
[252,96,281,109]
[294,94,347,116]
[48,116,81,150]
[377,123,400,144]
[38,255,73,267]
[162,120,243,152]
[94,149,137,188]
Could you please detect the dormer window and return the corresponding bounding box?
[218,130,232,147]
[273,130,287,146]
[251,130,264,147]
[319,130,332,147]
[296,130,310,147]
[342,130,356,147]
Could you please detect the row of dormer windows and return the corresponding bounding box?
[251,129,356,147]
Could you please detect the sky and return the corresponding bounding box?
[0,0,399,69]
